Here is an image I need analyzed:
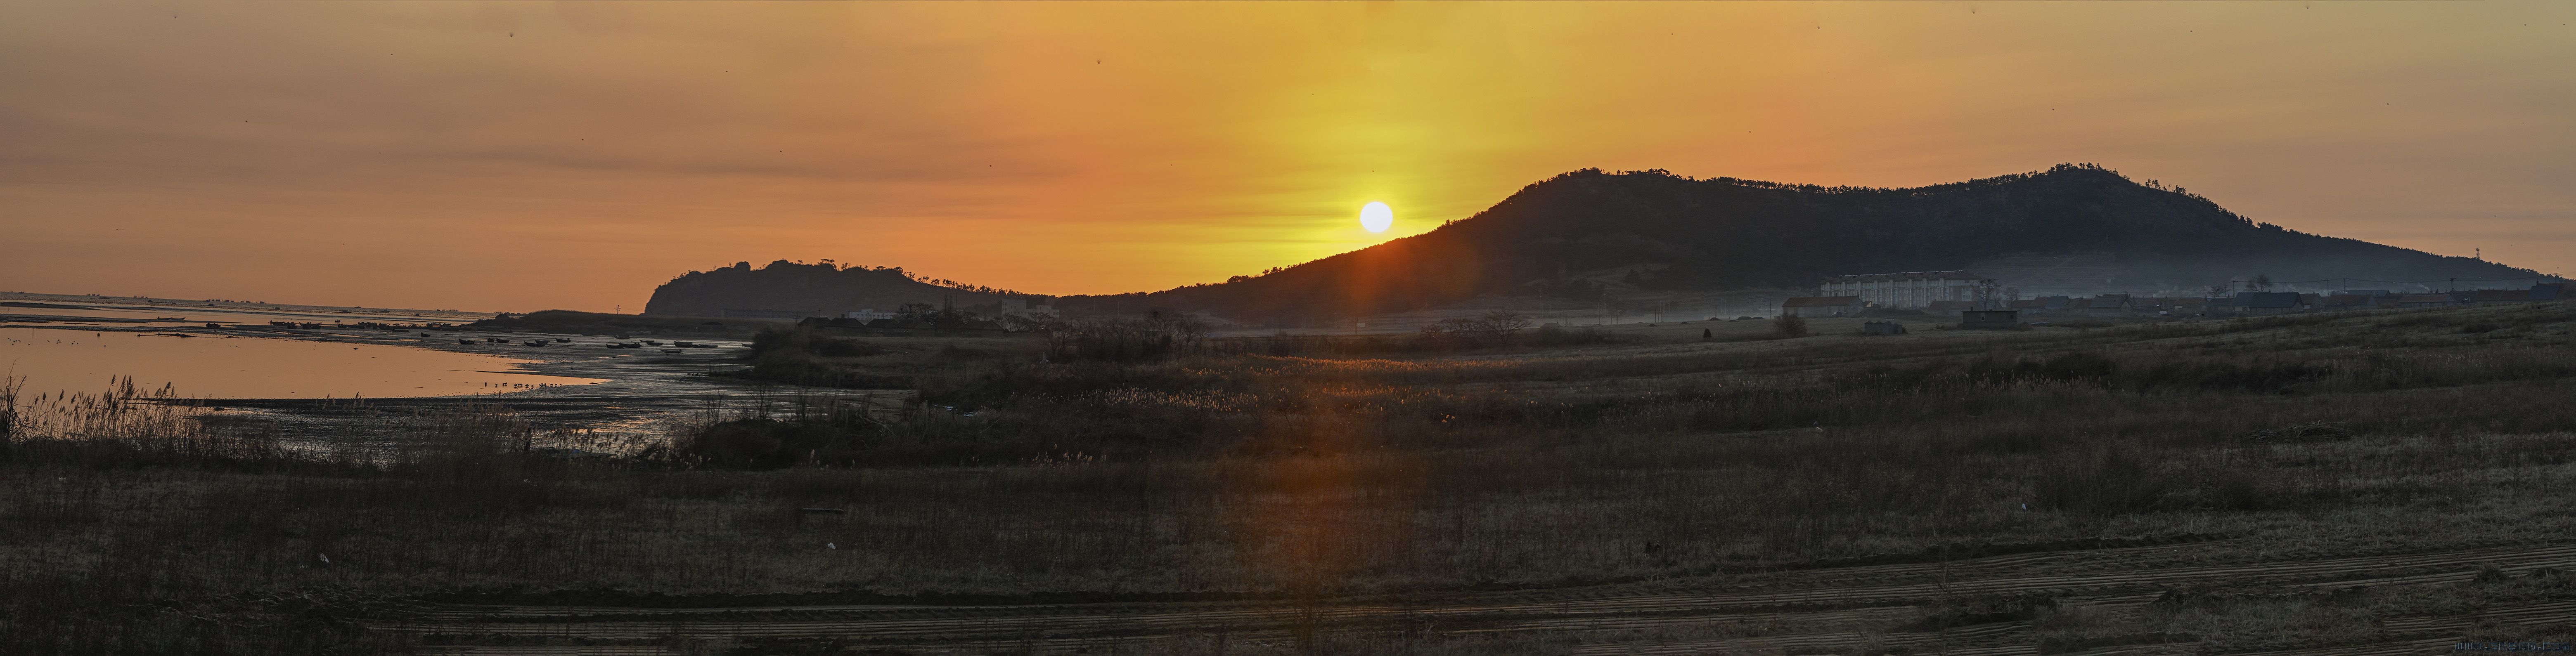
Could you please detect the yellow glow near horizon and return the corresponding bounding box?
[1359,202,1393,234]
[0,2,2571,312]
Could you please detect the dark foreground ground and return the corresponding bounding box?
[6,303,2576,654]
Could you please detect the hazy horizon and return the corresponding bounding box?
[5,1,2572,313]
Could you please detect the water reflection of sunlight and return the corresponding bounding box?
[0,328,599,399]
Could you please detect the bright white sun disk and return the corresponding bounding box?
[1360,202,1393,233]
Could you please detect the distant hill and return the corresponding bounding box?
[1054,164,2545,322]
[655,165,2549,324]
[642,260,1028,318]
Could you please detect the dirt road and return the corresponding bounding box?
[367,535,2576,654]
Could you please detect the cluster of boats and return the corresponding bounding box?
[603,339,719,354]
[441,335,723,354]
[451,337,575,347]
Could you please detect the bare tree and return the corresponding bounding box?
[1475,310,1533,336]
[1773,313,1809,338]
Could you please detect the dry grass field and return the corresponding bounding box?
[7,303,2576,654]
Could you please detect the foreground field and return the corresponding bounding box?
[6,303,2576,654]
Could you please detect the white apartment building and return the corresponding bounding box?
[1818,271,1996,309]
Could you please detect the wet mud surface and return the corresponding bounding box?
[36,321,849,451]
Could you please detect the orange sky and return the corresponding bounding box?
[3,1,2571,312]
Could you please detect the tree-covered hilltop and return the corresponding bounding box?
[1054,164,2542,322]
[642,260,1028,317]
[653,165,2546,323]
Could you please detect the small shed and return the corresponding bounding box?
[2235,292,2304,316]
[2084,294,2133,316]
[2470,289,2532,304]
[1960,309,2018,330]
[1861,321,1908,335]
[2533,283,2564,302]
[2397,294,2454,308]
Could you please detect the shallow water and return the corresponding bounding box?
[0,294,483,328]
[0,327,603,399]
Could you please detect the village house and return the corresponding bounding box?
[1960,309,2019,330]
[1780,296,1864,317]
[2006,296,2076,315]
[2082,294,2133,317]
[2235,292,2304,316]
[2397,294,2455,308]
[2468,289,2531,304]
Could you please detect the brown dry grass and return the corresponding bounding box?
[5,302,2576,654]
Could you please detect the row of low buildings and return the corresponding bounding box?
[1814,271,1996,309]
[1782,271,2564,319]
[1992,286,2564,317]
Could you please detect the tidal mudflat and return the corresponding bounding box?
[0,328,601,399]
[0,293,808,452]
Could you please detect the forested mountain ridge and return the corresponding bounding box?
[1052,164,2540,322]
[647,165,2543,323]
[642,260,1022,317]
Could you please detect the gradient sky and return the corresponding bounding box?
[3,1,2571,313]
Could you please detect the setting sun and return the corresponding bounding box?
[1360,202,1393,233]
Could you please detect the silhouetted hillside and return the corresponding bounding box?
[643,260,1026,317]
[654,165,2546,323]
[1056,164,2544,322]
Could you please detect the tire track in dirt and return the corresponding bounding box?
[1579,597,2576,656]
[370,540,2576,652]
[388,536,2237,623]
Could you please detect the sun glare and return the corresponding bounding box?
[1360,201,1393,233]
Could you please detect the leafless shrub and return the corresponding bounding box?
[1772,313,1808,337]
